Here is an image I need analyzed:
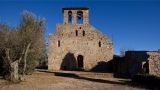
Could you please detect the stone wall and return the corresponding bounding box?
[147,52,160,76]
[48,24,114,71]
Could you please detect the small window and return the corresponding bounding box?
[76,30,78,36]
[83,30,85,36]
[99,41,101,47]
[58,40,60,47]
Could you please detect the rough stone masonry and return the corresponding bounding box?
[48,7,114,71]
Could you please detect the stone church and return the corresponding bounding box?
[48,7,114,71]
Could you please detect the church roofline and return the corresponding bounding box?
[62,7,89,12]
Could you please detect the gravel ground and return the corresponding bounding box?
[0,71,147,90]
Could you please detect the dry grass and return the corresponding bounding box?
[0,71,147,90]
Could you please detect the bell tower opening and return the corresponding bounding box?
[62,7,89,24]
[77,11,83,24]
[77,55,84,69]
[68,11,72,24]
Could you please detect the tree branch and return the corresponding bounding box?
[22,43,31,75]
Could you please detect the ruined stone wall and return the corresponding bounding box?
[126,51,148,76]
[48,24,114,70]
[147,52,160,76]
[125,51,160,76]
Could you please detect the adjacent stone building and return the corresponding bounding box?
[125,50,160,76]
[48,7,114,71]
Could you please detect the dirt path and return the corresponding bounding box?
[0,71,147,90]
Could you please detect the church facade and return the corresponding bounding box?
[48,7,114,71]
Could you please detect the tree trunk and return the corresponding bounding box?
[4,48,19,82]
[10,60,19,82]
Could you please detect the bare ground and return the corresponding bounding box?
[0,71,148,90]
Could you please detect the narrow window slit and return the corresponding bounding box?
[99,41,101,47]
[83,30,85,36]
[58,40,60,47]
[76,30,78,36]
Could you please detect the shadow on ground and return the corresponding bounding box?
[37,70,151,89]
[54,72,127,85]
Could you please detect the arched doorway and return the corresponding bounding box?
[77,55,84,68]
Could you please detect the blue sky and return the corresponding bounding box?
[0,0,160,54]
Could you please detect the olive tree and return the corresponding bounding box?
[0,11,46,82]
